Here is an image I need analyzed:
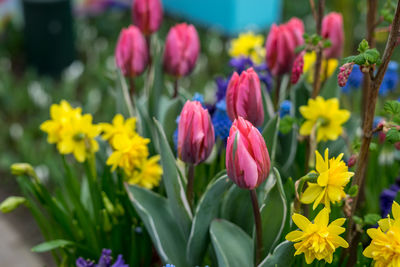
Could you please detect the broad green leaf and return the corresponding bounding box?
[386,128,400,144]
[187,174,231,265]
[31,239,75,253]
[384,100,400,116]
[153,119,192,238]
[126,185,189,267]
[210,219,254,267]
[258,241,295,267]
[159,97,182,146]
[262,114,280,163]
[221,185,253,235]
[260,168,287,256]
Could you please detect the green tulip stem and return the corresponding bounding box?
[173,78,179,98]
[186,164,195,209]
[129,76,135,97]
[250,189,262,266]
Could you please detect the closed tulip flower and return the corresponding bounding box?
[115,25,148,77]
[163,23,200,77]
[226,68,264,126]
[132,0,163,35]
[178,100,215,165]
[266,18,305,76]
[226,117,271,189]
[322,12,344,59]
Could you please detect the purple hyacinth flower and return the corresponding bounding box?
[380,179,400,217]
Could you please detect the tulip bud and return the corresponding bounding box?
[115,25,149,77]
[322,12,344,59]
[163,23,200,77]
[266,18,305,76]
[178,100,215,165]
[226,68,264,127]
[226,117,271,189]
[291,51,305,84]
[132,0,163,35]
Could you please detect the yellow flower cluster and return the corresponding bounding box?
[286,208,348,264]
[229,32,266,64]
[40,100,100,162]
[303,51,339,83]
[101,114,162,189]
[363,201,400,266]
[301,149,354,211]
[300,96,350,142]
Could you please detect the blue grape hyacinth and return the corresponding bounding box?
[212,100,232,141]
[76,249,128,267]
[280,100,292,118]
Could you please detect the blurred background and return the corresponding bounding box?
[0,0,395,265]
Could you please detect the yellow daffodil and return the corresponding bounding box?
[229,32,266,64]
[100,114,137,146]
[300,149,354,211]
[40,100,82,144]
[303,51,338,83]
[299,96,350,142]
[106,133,150,172]
[363,201,400,267]
[57,114,101,162]
[286,208,349,264]
[126,155,163,189]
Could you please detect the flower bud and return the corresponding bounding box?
[10,163,35,176]
[226,68,264,127]
[338,63,354,87]
[347,155,357,167]
[322,12,344,59]
[226,117,270,189]
[163,23,200,77]
[266,18,305,76]
[132,0,163,35]
[291,51,305,84]
[0,196,26,213]
[115,25,149,77]
[178,100,215,165]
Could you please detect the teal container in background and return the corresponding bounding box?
[161,0,282,35]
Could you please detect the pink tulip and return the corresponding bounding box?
[226,68,264,127]
[163,23,200,77]
[132,0,163,35]
[226,117,270,189]
[266,18,305,76]
[322,12,344,59]
[115,25,149,77]
[178,100,215,165]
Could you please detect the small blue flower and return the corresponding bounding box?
[165,265,175,267]
[379,61,399,96]
[192,93,205,105]
[212,100,233,141]
[280,100,292,118]
[373,116,383,129]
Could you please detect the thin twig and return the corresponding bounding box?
[309,0,318,22]
[311,0,325,98]
[345,1,400,265]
